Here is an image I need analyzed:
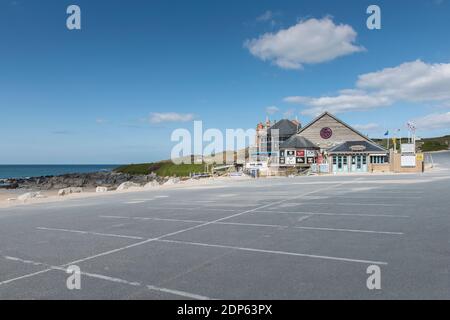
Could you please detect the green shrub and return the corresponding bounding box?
[115,162,206,177]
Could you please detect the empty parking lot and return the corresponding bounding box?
[0,163,449,299]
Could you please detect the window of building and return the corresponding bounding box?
[370,156,386,164]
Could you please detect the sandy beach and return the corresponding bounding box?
[0,175,253,209]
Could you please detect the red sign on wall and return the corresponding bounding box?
[296,150,305,157]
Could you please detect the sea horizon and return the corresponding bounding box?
[0,164,123,180]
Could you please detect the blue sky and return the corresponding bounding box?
[1,0,450,164]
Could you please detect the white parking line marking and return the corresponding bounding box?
[145,205,410,215]
[323,196,419,200]
[1,255,212,300]
[293,182,339,185]
[286,202,406,207]
[101,215,205,224]
[99,215,402,234]
[330,191,423,195]
[0,268,54,286]
[61,239,157,266]
[293,226,403,235]
[145,285,211,300]
[4,256,44,266]
[147,207,239,212]
[255,210,410,218]
[100,215,287,229]
[124,201,146,204]
[36,227,145,240]
[157,239,388,265]
[100,215,136,219]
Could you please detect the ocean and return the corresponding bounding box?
[0,165,121,179]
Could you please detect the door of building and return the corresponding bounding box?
[351,155,368,172]
[333,155,348,173]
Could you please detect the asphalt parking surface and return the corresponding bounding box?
[0,155,449,299]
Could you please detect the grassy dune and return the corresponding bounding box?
[373,135,450,152]
[115,161,206,177]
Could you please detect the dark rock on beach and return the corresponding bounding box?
[0,182,19,190]
[4,172,165,191]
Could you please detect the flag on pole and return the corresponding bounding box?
[385,131,390,150]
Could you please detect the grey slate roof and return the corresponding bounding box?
[268,119,299,137]
[280,135,318,149]
[328,141,387,153]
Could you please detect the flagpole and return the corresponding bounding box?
[387,132,390,150]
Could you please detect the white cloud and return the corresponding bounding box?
[265,106,279,114]
[285,92,392,116]
[413,112,450,130]
[244,17,364,70]
[352,123,380,131]
[357,60,450,102]
[149,112,195,123]
[284,60,450,116]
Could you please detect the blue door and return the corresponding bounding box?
[333,155,349,173]
[351,155,368,172]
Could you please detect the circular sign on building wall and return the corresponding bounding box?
[320,127,333,139]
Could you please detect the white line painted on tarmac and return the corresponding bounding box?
[293,226,403,235]
[254,210,410,218]
[99,215,402,234]
[293,182,341,185]
[101,215,206,224]
[145,284,211,300]
[0,268,53,286]
[324,195,419,200]
[157,239,388,265]
[4,256,45,266]
[147,207,239,212]
[285,202,406,207]
[36,227,145,240]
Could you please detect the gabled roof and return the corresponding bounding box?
[268,119,299,137]
[297,111,373,143]
[280,136,318,149]
[328,141,387,153]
